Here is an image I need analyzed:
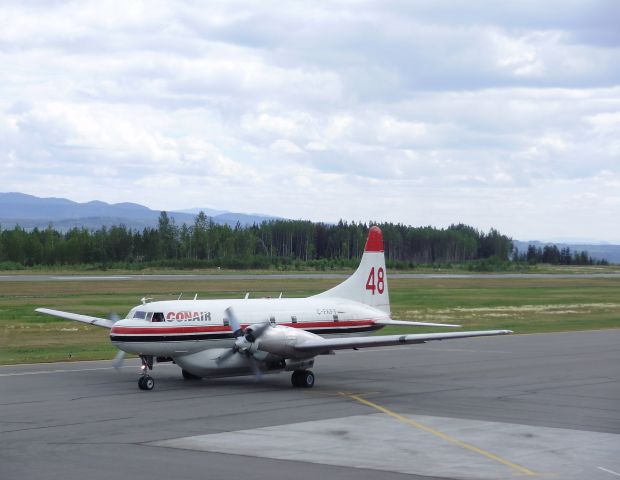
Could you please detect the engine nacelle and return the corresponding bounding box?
[255,325,321,359]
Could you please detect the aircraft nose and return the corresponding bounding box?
[110,318,137,333]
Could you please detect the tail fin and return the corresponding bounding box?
[315,226,390,315]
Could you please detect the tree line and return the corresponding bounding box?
[0,212,603,269]
[514,244,605,266]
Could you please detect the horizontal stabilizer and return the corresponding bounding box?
[375,319,461,328]
[35,308,115,329]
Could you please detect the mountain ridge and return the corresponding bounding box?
[0,192,279,230]
[1,192,618,263]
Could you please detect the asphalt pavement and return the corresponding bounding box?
[1,330,619,480]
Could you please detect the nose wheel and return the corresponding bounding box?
[138,355,155,391]
[138,375,154,390]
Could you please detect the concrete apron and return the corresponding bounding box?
[151,412,620,480]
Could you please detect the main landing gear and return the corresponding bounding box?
[291,370,315,388]
[138,355,155,391]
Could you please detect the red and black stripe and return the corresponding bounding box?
[110,321,382,343]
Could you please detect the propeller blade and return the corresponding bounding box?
[245,321,271,342]
[218,311,269,374]
[249,356,263,380]
[217,307,246,365]
[108,313,120,323]
[224,307,243,336]
[216,347,237,365]
[113,350,126,369]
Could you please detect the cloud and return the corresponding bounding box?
[0,0,619,241]
[269,139,303,155]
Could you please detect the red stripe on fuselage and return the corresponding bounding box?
[111,325,230,335]
[110,320,376,336]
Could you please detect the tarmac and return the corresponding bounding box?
[1,330,619,480]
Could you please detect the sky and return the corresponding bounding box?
[1,1,619,242]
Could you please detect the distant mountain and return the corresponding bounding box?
[178,207,282,225]
[513,240,620,264]
[543,237,613,245]
[174,207,228,217]
[0,192,280,231]
[213,212,282,226]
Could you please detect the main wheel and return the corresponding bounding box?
[138,375,155,390]
[301,370,315,388]
[291,370,315,388]
[182,369,201,380]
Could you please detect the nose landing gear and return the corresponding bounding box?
[138,375,154,390]
[138,355,155,391]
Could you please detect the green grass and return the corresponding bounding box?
[386,277,620,334]
[1,276,619,364]
[1,263,619,275]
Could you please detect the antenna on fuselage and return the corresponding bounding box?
[178,293,183,300]
[244,292,250,300]
[193,294,198,300]
[279,292,282,299]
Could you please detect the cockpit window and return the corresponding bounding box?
[152,312,164,323]
[133,311,147,319]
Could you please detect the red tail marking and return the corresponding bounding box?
[364,226,384,252]
[366,267,376,294]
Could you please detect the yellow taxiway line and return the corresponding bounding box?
[339,392,539,477]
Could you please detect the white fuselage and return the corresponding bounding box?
[110,296,388,358]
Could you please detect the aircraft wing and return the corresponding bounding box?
[374,319,461,328]
[293,330,512,356]
[35,308,115,329]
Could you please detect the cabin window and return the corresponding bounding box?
[269,316,276,324]
[291,315,297,324]
[223,319,229,327]
[133,311,147,319]
[333,314,339,322]
[152,312,164,323]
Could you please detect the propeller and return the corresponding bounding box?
[216,307,270,379]
[226,306,244,338]
[216,307,247,364]
[113,350,126,370]
[248,356,263,380]
[108,313,126,370]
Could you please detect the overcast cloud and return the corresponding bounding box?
[1,0,619,241]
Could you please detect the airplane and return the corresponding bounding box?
[36,226,512,391]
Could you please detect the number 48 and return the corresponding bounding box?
[365,267,385,295]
